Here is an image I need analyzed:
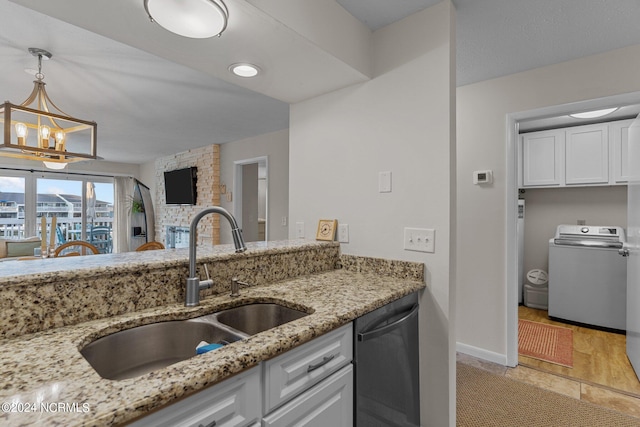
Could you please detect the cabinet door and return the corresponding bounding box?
[262,364,353,427]
[521,130,564,187]
[610,119,633,184]
[129,366,261,427]
[565,124,609,185]
[263,323,353,413]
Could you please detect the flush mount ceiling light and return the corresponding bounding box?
[569,107,619,119]
[0,48,97,170]
[229,63,260,78]
[144,0,229,38]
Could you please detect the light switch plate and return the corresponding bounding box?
[379,171,392,193]
[296,221,305,238]
[404,227,435,253]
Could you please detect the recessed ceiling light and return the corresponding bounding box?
[569,108,619,119]
[229,63,260,78]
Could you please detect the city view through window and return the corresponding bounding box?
[0,174,114,253]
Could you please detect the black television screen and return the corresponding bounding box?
[164,167,197,205]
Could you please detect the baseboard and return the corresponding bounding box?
[456,342,507,366]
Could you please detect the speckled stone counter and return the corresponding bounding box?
[0,241,425,426]
[0,240,341,339]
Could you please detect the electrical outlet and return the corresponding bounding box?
[296,221,305,238]
[281,216,287,226]
[404,227,435,253]
[337,224,349,243]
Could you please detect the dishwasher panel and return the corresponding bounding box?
[354,292,420,427]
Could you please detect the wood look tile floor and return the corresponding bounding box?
[500,305,640,418]
[518,305,640,396]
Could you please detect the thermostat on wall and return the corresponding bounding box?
[473,170,493,184]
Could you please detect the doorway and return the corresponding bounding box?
[506,91,640,391]
[233,156,268,243]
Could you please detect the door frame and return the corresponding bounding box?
[505,91,640,366]
[233,156,268,241]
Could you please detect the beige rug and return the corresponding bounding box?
[457,362,640,426]
[519,319,573,367]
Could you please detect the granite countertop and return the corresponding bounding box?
[0,240,327,284]
[0,268,424,427]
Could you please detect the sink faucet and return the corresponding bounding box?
[185,206,247,307]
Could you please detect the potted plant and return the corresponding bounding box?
[127,196,145,214]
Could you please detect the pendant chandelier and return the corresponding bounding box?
[0,48,97,170]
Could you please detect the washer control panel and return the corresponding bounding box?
[553,225,626,248]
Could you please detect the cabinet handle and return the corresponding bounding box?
[199,421,216,427]
[307,355,335,372]
[357,304,419,342]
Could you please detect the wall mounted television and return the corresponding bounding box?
[164,167,197,205]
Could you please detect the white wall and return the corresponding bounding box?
[289,2,456,425]
[139,161,157,207]
[457,44,640,359]
[219,129,289,243]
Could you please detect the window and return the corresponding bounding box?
[0,171,114,253]
[0,175,25,237]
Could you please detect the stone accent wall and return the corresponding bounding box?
[154,145,221,245]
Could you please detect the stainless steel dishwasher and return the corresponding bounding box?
[354,291,420,427]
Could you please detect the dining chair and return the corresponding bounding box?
[53,241,100,257]
[136,241,165,251]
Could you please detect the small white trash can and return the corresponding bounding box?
[523,269,548,310]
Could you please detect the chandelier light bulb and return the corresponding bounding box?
[54,130,66,151]
[40,125,50,138]
[15,122,28,145]
[40,125,51,148]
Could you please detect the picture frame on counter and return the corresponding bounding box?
[316,219,337,241]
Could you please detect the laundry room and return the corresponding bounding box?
[517,112,635,308]
[520,185,627,292]
[516,112,640,395]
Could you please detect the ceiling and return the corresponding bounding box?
[2,0,640,165]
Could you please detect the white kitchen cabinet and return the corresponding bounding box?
[565,123,609,185]
[130,324,354,427]
[262,364,353,427]
[520,120,631,188]
[128,366,261,427]
[610,119,633,183]
[263,323,353,413]
[521,129,564,187]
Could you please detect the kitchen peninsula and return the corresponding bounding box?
[0,240,424,426]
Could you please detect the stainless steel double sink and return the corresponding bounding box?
[80,303,309,381]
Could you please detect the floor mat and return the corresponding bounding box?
[519,319,573,368]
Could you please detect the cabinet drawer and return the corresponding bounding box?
[129,366,261,427]
[262,364,354,427]
[263,323,353,413]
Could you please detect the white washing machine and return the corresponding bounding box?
[548,225,627,331]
